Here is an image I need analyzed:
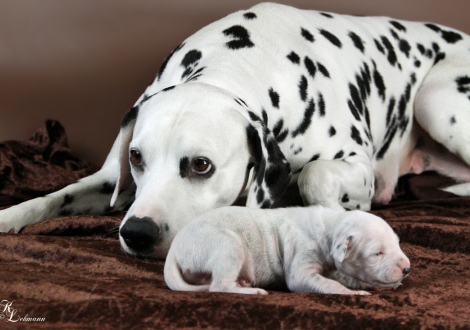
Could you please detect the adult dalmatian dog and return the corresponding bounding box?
[1,3,470,259]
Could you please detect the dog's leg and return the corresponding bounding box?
[413,55,470,196]
[298,157,374,211]
[287,267,371,295]
[0,137,134,233]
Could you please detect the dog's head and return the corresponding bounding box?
[331,211,411,290]
[111,83,291,258]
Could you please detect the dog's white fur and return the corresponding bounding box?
[164,205,410,295]
[1,3,470,260]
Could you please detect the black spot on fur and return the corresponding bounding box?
[317,62,330,78]
[380,36,398,67]
[309,154,320,162]
[399,39,411,58]
[269,88,280,108]
[223,25,255,49]
[273,119,289,143]
[417,43,426,55]
[292,99,315,137]
[121,106,139,128]
[386,97,396,126]
[317,93,326,117]
[186,66,206,82]
[414,58,421,68]
[456,76,470,99]
[334,150,344,159]
[329,126,336,137]
[179,157,190,178]
[157,43,184,80]
[450,116,457,125]
[320,29,342,48]
[351,126,363,145]
[181,49,203,79]
[425,23,463,44]
[301,28,314,42]
[61,194,74,208]
[320,12,334,18]
[243,12,257,20]
[390,21,407,32]
[341,193,350,203]
[299,76,308,101]
[304,57,317,78]
[390,29,399,40]
[349,32,364,53]
[257,187,265,204]
[373,67,386,101]
[261,109,269,126]
[100,182,115,195]
[162,86,175,92]
[374,39,385,54]
[287,51,300,64]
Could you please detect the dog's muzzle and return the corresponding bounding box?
[402,267,411,277]
[119,216,161,253]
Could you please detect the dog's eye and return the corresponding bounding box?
[130,149,143,167]
[192,158,212,175]
[376,252,383,256]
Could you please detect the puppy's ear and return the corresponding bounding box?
[245,112,291,208]
[332,235,353,262]
[110,106,138,207]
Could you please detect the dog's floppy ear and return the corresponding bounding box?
[245,111,291,208]
[332,234,353,262]
[110,106,138,207]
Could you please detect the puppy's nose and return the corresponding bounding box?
[402,267,411,276]
[120,216,160,252]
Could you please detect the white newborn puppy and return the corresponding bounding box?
[164,206,411,295]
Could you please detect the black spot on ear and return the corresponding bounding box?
[121,106,139,128]
[179,157,190,178]
[304,57,317,79]
[390,20,407,32]
[287,51,300,64]
[299,76,308,101]
[320,29,342,48]
[348,32,364,53]
[223,25,255,49]
[269,88,280,108]
[157,43,185,80]
[301,28,314,42]
[243,12,257,20]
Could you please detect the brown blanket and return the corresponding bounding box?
[0,121,469,329]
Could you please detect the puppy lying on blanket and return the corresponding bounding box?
[164,206,410,295]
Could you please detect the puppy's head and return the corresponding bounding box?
[331,211,411,290]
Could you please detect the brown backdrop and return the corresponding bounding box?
[1,0,470,165]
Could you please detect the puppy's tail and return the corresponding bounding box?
[164,252,211,292]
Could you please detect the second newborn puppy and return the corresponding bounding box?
[164,206,411,295]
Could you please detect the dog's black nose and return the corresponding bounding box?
[120,216,160,252]
[402,267,411,276]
